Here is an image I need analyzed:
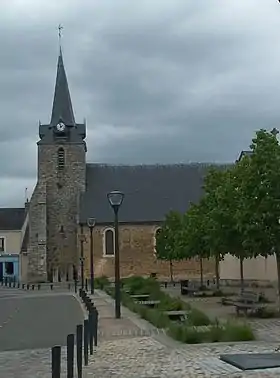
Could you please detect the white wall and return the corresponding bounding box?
[220,254,278,282]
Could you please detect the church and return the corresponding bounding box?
[4,45,265,283]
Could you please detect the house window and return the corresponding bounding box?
[103,228,115,256]
[0,237,5,252]
[5,262,14,275]
[57,148,65,170]
[153,228,161,256]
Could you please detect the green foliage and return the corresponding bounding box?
[155,211,183,262]
[168,322,255,344]
[177,201,210,260]
[95,275,110,289]
[187,308,211,326]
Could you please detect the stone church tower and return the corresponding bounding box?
[27,48,86,282]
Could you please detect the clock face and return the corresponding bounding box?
[56,122,65,132]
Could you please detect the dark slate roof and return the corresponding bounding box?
[50,47,75,126]
[38,49,86,145]
[236,150,252,162]
[0,208,25,230]
[79,163,228,224]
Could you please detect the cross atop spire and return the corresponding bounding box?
[50,28,76,127]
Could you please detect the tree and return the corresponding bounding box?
[177,201,210,288]
[202,166,231,289]
[213,161,255,291]
[155,211,183,282]
[237,129,280,308]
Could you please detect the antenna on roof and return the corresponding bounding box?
[25,188,28,203]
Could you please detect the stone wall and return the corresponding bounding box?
[38,143,86,280]
[27,182,48,282]
[80,224,215,280]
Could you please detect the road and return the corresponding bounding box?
[0,288,84,352]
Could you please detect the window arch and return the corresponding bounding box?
[57,148,65,170]
[153,227,161,256]
[103,228,115,256]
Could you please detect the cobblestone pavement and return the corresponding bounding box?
[83,290,280,377]
[86,337,280,378]
[2,287,280,377]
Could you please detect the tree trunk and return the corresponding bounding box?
[199,258,203,288]
[276,254,280,313]
[240,257,244,293]
[169,260,173,283]
[215,255,220,290]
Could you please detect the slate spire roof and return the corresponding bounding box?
[50,47,75,126]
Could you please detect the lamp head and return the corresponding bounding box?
[107,190,124,212]
[87,217,96,228]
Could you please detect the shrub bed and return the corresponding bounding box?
[98,275,255,343]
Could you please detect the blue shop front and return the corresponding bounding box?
[0,254,19,282]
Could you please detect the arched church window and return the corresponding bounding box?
[103,228,115,256]
[153,227,161,256]
[57,148,65,170]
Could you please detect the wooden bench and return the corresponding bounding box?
[131,294,150,301]
[164,310,188,322]
[233,291,265,316]
[137,300,160,308]
[180,280,200,296]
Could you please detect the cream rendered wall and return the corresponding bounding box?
[220,254,278,282]
[0,230,21,254]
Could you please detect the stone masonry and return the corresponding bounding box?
[27,182,48,282]
[37,143,86,280]
[80,224,215,279]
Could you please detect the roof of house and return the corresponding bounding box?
[0,208,25,230]
[79,163,228,224]
[236,150,253,162]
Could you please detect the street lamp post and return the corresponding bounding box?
[107,190,124,319]
[79,224,86,290]
[87,218,96,294]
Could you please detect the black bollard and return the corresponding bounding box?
[84,319,89,366]
[51,345,61,378]
[13,280,16,288]
[74,280,77,293]
[17,282,20,288]
[89,310,94,354]
[164,282,167,288]
[4,277,7,286]
[8,281,11,288]
[67,334,74,378]
[50,284,53,290]
[38,284,41,290]
[92,307,98,347]
[79,288,82,298]
[76,324,83,378]
[85,279,88,292]
[32,284,35,290]
[22,283,25,289]
[27,284,29,290]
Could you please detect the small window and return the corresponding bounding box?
[0,237,5,252]
[153,228,161,256]
[103,229,115,256]
[5,262,14,275]
[57,148,65,170]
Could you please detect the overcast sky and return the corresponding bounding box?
[0,0,280,207]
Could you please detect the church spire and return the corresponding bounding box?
[50,25,75,126]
